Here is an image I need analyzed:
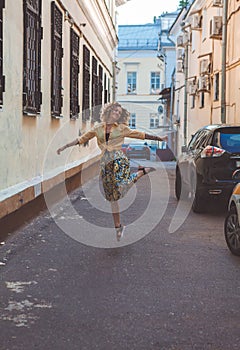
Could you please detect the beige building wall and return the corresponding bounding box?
[173,0,240,155]
[0,0,118,219]
[117,53,165,136]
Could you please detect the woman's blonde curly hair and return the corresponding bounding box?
[100,102,130,125]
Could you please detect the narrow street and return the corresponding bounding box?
[0,161,240,350]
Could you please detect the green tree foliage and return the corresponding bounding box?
[178,0,189,9]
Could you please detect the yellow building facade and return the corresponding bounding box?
[173,0,240,154]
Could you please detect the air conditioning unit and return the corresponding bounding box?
[198,76,209,92]
[177,48,184,61]
[188,81,198,95]
[200,59,209,75]
[177,35,184,47]
[191,14,202,30]
[177,61,184,73]
[210,16,222,39]
[212,0,223,7]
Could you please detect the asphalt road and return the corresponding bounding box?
[0,160,240,350]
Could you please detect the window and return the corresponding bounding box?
[104,73,108,103]
[23,0,42,115]
[91,56,98,120]
[129,113,136,128]
[199,92,205,108]
[213,73,219,101]
[127,72,136,93]
[190,95,195,109]
[150,72,160,94]
[98,65,103,107]
[150,113,159,128]
[82,45,90,121]
[51,2,63,118]
[0,1,5,106]
[70,29,80,119]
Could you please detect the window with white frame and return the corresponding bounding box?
[127,72,137,93]
[150,113,159,128]
[150,72,160,94]
[129,113,136,128]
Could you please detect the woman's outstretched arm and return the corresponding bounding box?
[145,133,168,142]
[57,139,79,154]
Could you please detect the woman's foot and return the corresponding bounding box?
[138,166,156,175]
[115,225,125,241]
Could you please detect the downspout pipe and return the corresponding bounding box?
[183,35,188,145]
[221,0,228,123]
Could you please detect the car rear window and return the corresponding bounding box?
[213,128,240,152]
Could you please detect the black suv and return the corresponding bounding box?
[175,124,240,213]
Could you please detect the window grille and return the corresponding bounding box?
[70,28,80,119]
[104,73,108,103]
[23,0,42,114]
[51,1,63,118]
[108,78,110,102]
[98,65,103,107]
[82,45,90,121]
[92,56,98,107]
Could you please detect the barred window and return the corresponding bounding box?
[70,28,80,119]
[91,56,98,111]
[104,73,107,104]
[82,45,90,121]
[51,2,63,118]
[98,65,103,105]
[23,0,42,115]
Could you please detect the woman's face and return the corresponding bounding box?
[107,105,122,123]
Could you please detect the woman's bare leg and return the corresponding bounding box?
[110,201,121,228]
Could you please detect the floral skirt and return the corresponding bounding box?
[100,150,138,202]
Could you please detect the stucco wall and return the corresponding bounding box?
[0,0,117,218]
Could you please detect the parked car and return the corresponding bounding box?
[175,124,240,213]
[224,183,240,256]
[121,143,129,154]
[126,143,151,160]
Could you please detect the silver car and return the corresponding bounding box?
[224,182,240,256]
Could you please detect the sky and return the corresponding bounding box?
[117,0,180,25]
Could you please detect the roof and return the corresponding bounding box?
[118,24,160,50]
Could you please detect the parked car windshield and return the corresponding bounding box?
[213,128,240,152]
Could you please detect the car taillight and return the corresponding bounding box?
[201,145,226,158]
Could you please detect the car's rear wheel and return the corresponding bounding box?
[175,168,188,200]
[192,190,204,213]
[191,173,205,213]
[224,206,240,256]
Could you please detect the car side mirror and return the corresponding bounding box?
[181,145,187,153]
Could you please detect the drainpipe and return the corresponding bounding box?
[221,0,228,123]
[183,36,189,145]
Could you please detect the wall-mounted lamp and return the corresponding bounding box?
[79,23,86,27]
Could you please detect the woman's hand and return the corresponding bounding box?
[161,135,168,142]
[57,146,65,155]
